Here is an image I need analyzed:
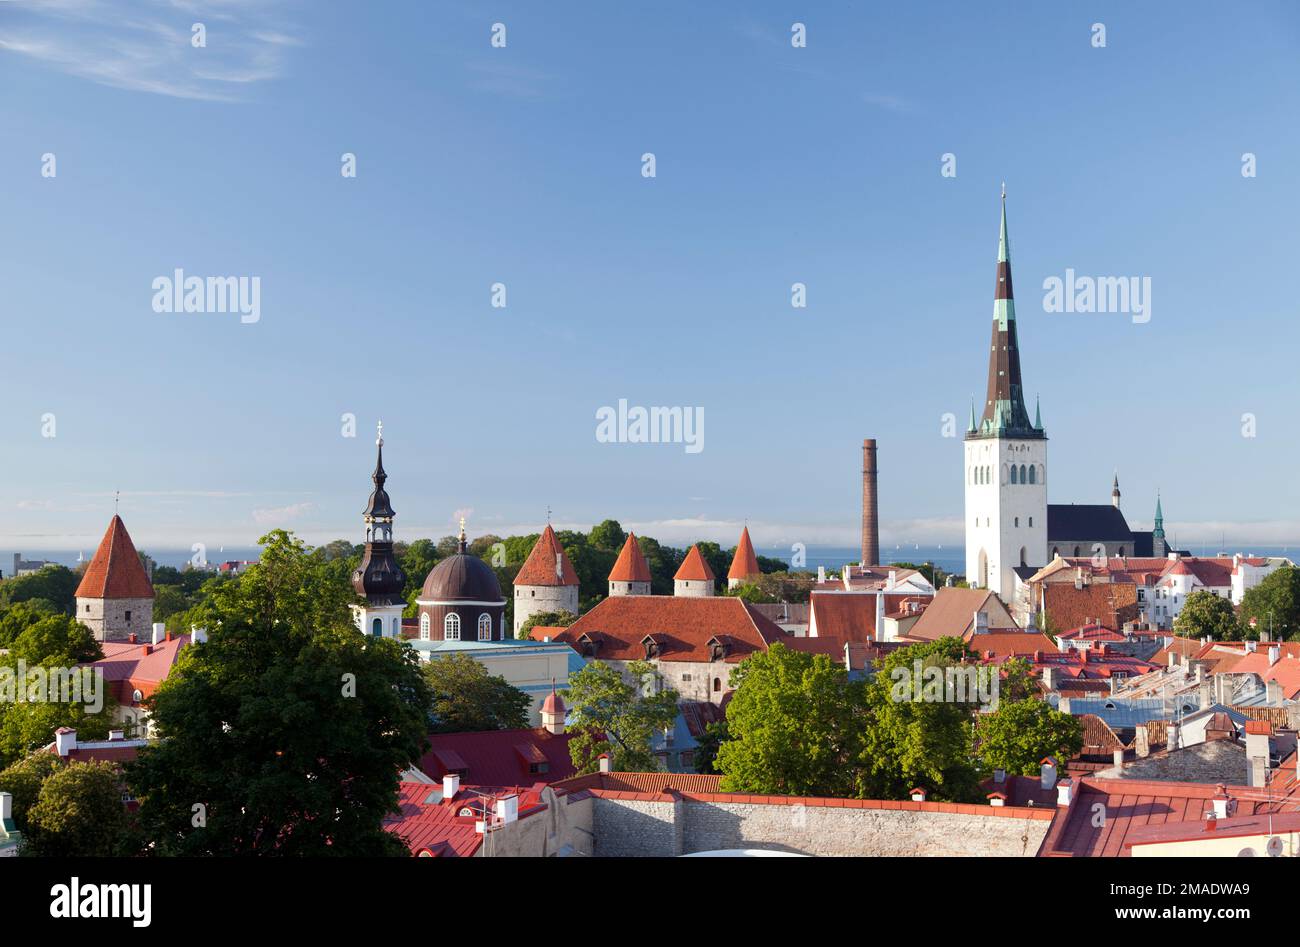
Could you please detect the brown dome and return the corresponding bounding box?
[420,553,504,603]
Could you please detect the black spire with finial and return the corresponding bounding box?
[352,421,407,605]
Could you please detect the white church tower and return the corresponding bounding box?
[964,190,1047,602]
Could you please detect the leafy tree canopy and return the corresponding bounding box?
[422,653,530,733]
[1174,589,1243,641]
[1239,566,1300,641]
[562,660,678,774]
[125,530,431,856]
[21,759,133,857]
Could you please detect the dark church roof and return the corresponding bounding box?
[420,527,505,604]
[1047,504,1134,542]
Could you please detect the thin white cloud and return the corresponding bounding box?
[251,501,315,525]
[0,0,303,101]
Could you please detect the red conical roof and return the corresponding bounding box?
[608,533,651,583]
[515,525,579,587]
[728,527,761,581]
[75,515,155,599]
[674,545,715,582]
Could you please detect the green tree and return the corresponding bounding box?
[858,638,983,802]
[975,698,1083,777]
[152,584,192,623]
[1239,565,1300,641]
[588,519,626,552]
[693,719,728,774]
[0,565,79,613]
[422,653,530,733]
[1174,590,1243,641]
[517,610,576,640]
[714,643,865,796]
[21,759,132,856]
[0,751,63,832]
[562,660,678,774]
[125,530,431,856]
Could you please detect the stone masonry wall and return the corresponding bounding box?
[591,795,1052,857]
[513,584,579,636]
[76,596,154,642]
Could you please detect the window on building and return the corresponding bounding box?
[1014,517,1020,527]
[420,613,430,640]
[1029,466,1036,484]
[1029,517,1034,527]
[1020,464,1027,483]
[372,617,382,636]
[713,677,722,692]
[477,613,491,641]
[1010,466,1018,484]
[444,613,461,641]
[125,610,131,622]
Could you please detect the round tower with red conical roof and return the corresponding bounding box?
[727,526,761,590]
[512,523,580,635]
[608,533,651,596]
[674,544,716,597]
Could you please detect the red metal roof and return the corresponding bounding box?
[418,728,578,787]
[74,515,155,599]
[384,781,549,856]
[82,633,191,706]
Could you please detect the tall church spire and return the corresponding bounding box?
[972,189,1041,439]
[352,422,406,607]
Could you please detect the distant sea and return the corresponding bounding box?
[1,547,265,573]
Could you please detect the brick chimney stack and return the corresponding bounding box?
[861,438,879,568]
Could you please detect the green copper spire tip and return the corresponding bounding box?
[968,398,977,433]
[1034,393,1042,430]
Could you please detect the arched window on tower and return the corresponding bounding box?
[1028,465,1036,484]
[1010,466,1018,484]
[371,617,382,637]
[1020,547,1027,566]
[444,613,461,641]
[477,613,492,641]
[419,613,430,640]
[1019,464,1027,483]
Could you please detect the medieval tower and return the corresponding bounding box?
[964,190,1048,601]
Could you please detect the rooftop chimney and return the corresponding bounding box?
[151,623,165,646]
[1245,721,1272,787]
[598,753,612,773]
[191,625,208,645]
[0,792,11,825]
[1113,748,1125,771]
[1056,778,1073,807]
[987,792,1007,807]
[1246,640,1258,653]
[54,728,77,757]
[443,773,460,799]
[127,633,138,644]
[887,570,897,591]
[861,438,879,569]
[1040,758,1057,791]
[1269,644,1281,666]
[1211,785,1233,819]
[874,592,886,643]
[817,565,826,584]
[495,795,519,825]
[108,729,125,742]
[993,768,1006,784]
[910,787,927,802]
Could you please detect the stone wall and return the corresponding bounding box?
[513,583,579,636]
[75,596,154,642]
[590,793,1051,857]
[604,658,729,705]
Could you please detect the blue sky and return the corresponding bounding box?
[1,0,1298,555]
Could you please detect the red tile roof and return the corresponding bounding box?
[74,515,154,599]
[553,771,725,794]
[544,595,790,663]
[513,525,579,587]
[608,533,652,583]
[905,587,1017,641]
[808,591,913,642]
[418,728,578,787]
[83,633,192,707]
[674,545,716,582]
[1040,582,1139,634]
[727,527,760,581]
[1057,623,1125,642]
[970,631,1060,661]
